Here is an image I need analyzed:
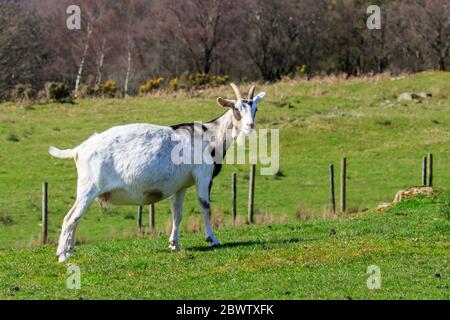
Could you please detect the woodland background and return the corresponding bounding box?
[0,0,449,100]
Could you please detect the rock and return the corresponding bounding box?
[391,76,405,81]
[393,186,433,203]
[377,186,433,213]
[398,93,413,101]
[398,92,432,102]
[417,92,432,99]
[376,203,391,213]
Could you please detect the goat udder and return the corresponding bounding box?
[97,192,111,202]
[144,190,164,204]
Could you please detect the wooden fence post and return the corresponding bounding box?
[427,153,433,187]
[41,182,48,244]
[248,165,256,224]
[232,172,237,223]
[329,164,336,214]
[149,204,155,232]
[422,156,427,186]
[340,157,347,213]
[137,206,143,234]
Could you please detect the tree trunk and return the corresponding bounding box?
[95,39,106,84]
[124,48,132,97]
[439,53,447,71]
[74,24,92,97]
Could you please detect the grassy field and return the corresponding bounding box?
[0,71,449,249]
[0,191,448,299]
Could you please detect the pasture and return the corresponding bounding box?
[0,72,449,248]
[0,191,448,299]
[0,71,449,299]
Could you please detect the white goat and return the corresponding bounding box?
[49,83,265,263]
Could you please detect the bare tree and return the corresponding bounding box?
[68,1,112,94]
[243,0,308,81]
[166,0,234,74]
[409,0,450,71]
[74,23,93,95]
[1,0,449,101]
[95,39,107,84]
[0,2,51,99]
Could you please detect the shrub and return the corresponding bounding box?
[139,77,165,95]
[75,84,89,99]
[45,82,72,103]
[169,78,179,91]
[11,84,36,103]
[185,73,210,90]
[124,213,135,220]
[296,64,307,75]
[6,133,20,142]
[0,215,14,226]
[36,89,48,103]
[93,80,118,98]
[182,73,230,90]
[212,75,230,87]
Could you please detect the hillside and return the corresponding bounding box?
[0,191,448,299]
[0,72,449,248]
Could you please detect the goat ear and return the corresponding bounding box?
[217,97,235,108]
[253,92,266,104]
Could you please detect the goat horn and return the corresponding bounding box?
[230,83,242,100]
[248,85,256,100]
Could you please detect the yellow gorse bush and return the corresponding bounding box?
[140,74,230,93]
[139,77,165,95]
[184,73,230,90]
[169,77,179,91]
[94,80,118,98]
[212,75,230,87]
[296,65,307,74]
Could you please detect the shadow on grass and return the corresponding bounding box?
[186,237,302,252]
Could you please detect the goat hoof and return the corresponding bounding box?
[168,240,179,252]
[206,236,220,247]
[58,253,68,263]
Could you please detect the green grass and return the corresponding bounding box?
[0,190,448,299]
[0,71,449,248]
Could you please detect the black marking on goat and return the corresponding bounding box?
[199,198,210,209]
[208,180,213,195]
[170,122,193,131]
[170,122,208,133]
[211,147,225,164]
[211,143,227,179]
[212,163,222,178]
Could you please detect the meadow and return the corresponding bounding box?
[0,191,448,299]
[1,72,449,248]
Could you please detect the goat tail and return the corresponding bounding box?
[48,146,76,159]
